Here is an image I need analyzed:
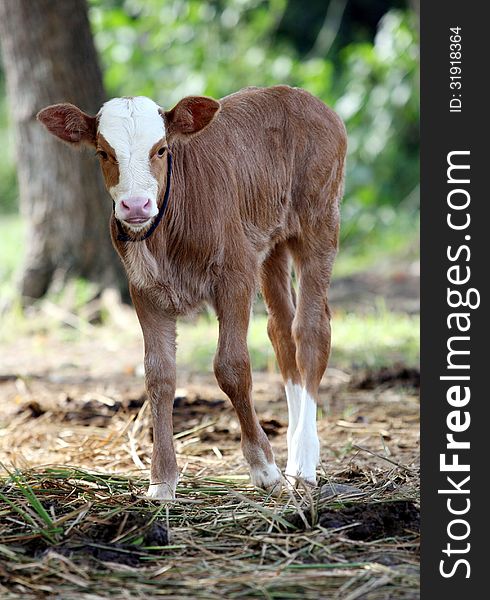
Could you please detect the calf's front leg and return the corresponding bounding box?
[131,287,178,500]
[213,286,281,493]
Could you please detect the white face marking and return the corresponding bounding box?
[285,382,319,485]
[98,97,165,229]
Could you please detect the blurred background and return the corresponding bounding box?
[0,6,420,593]
[0,0,419,372]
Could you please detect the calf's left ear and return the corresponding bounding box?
[163,96,220,138]
[37,103,97,146]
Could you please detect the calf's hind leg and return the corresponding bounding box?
[213,283,281,492]
[260,243,303,475]
[287,235,338,486]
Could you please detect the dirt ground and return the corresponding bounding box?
[0,317,419,599]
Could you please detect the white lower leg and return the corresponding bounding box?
[285,387,319,485]
[285,380,302,462]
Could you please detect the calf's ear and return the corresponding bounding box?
[163,96,220,137]
[37,103,97,146]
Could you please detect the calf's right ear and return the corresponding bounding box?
[37,103,97,146]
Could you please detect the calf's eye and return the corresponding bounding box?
[97,150,108,160]
[157,147,166,157]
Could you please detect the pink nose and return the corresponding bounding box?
[119,197,152,222]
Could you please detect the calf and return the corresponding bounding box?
[38,85,347,499]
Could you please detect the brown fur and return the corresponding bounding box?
[96,134,119,188]
[148,138,168,184]
[38,85,347,497]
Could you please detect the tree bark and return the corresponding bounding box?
[0,0,125,300]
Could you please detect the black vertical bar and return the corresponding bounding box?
[422,2,487,596]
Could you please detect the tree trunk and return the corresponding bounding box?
[0,0,125,301]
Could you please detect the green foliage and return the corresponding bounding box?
[336,11,419,245]
[0,1,419,267]
[177,311,419,372]
[89,0,294,104]
[89,1,419,251]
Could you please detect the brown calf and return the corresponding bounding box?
[38,85,347,499]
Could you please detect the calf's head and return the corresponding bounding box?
[37,96,220,231]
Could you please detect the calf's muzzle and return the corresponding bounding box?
[119,196,153,223]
